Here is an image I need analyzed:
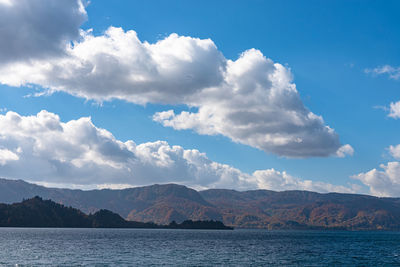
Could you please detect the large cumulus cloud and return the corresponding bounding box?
[154,49,352,158]
[0,110,353,192]
[0,24,351,158]
[0,1,351,158]
[0,0,87,63]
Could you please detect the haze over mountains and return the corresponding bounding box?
[2,178,400,230]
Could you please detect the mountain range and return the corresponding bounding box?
[1,178,400,230]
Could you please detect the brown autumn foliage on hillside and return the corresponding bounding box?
[2,178,400,230]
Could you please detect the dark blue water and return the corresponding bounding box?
[0,228,399,266]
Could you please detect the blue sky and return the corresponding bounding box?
[0,0,399,196]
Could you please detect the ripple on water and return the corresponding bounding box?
[0,228,399,265]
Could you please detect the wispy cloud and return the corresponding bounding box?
[365,65,400,80]
[374,101,400,119]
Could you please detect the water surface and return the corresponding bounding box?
[0,228,399,266]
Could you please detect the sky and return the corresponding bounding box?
[0,0,399,196]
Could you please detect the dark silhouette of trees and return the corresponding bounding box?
[0,197,232,230]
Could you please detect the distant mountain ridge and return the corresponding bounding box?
[2,178,400,230]
[0,179,220,224]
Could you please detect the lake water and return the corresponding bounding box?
[0,228,399,266]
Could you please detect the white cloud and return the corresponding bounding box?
[353,162,400,197]
[0,110,353,193]
[388,101,400,119]
[252,169,354,193]
[0,27,225,103]
[153,49,351,158]
[352,145,400,197]
[389,144,400,159]
[0,0,87,63]
[0,26,350,158]
[0,148,19,165]
[365,65,400,80]
[0,0,12,6]
[336,144,354,158]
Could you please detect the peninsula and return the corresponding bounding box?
[0,196,233,230]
